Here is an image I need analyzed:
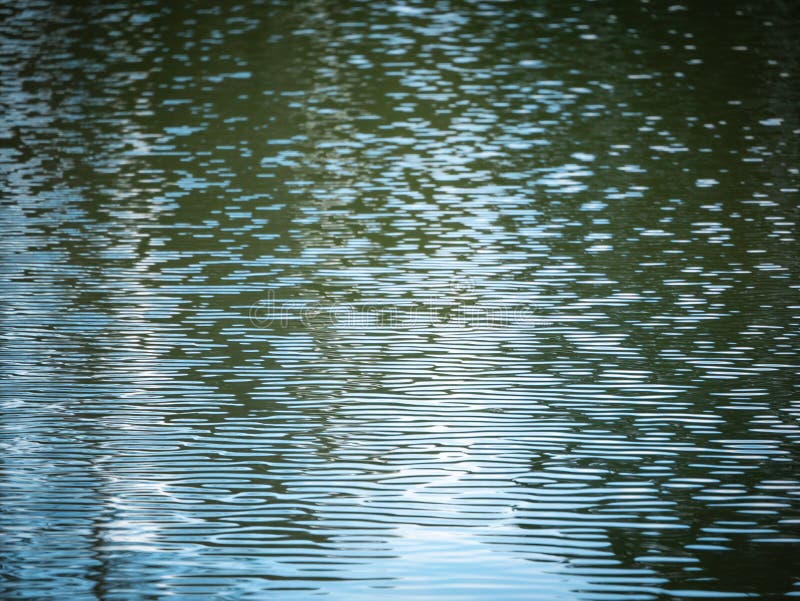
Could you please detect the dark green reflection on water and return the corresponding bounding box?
[1,0,799,599]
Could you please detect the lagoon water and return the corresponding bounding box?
[1,1,799,599]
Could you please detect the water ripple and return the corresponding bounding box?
[2,0,799,599]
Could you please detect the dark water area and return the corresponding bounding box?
[1,0,799,599]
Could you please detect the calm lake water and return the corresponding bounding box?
[1,1,799,599]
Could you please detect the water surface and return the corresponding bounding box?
[1,1,799,599]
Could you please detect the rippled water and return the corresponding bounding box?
[1,1,799,599]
